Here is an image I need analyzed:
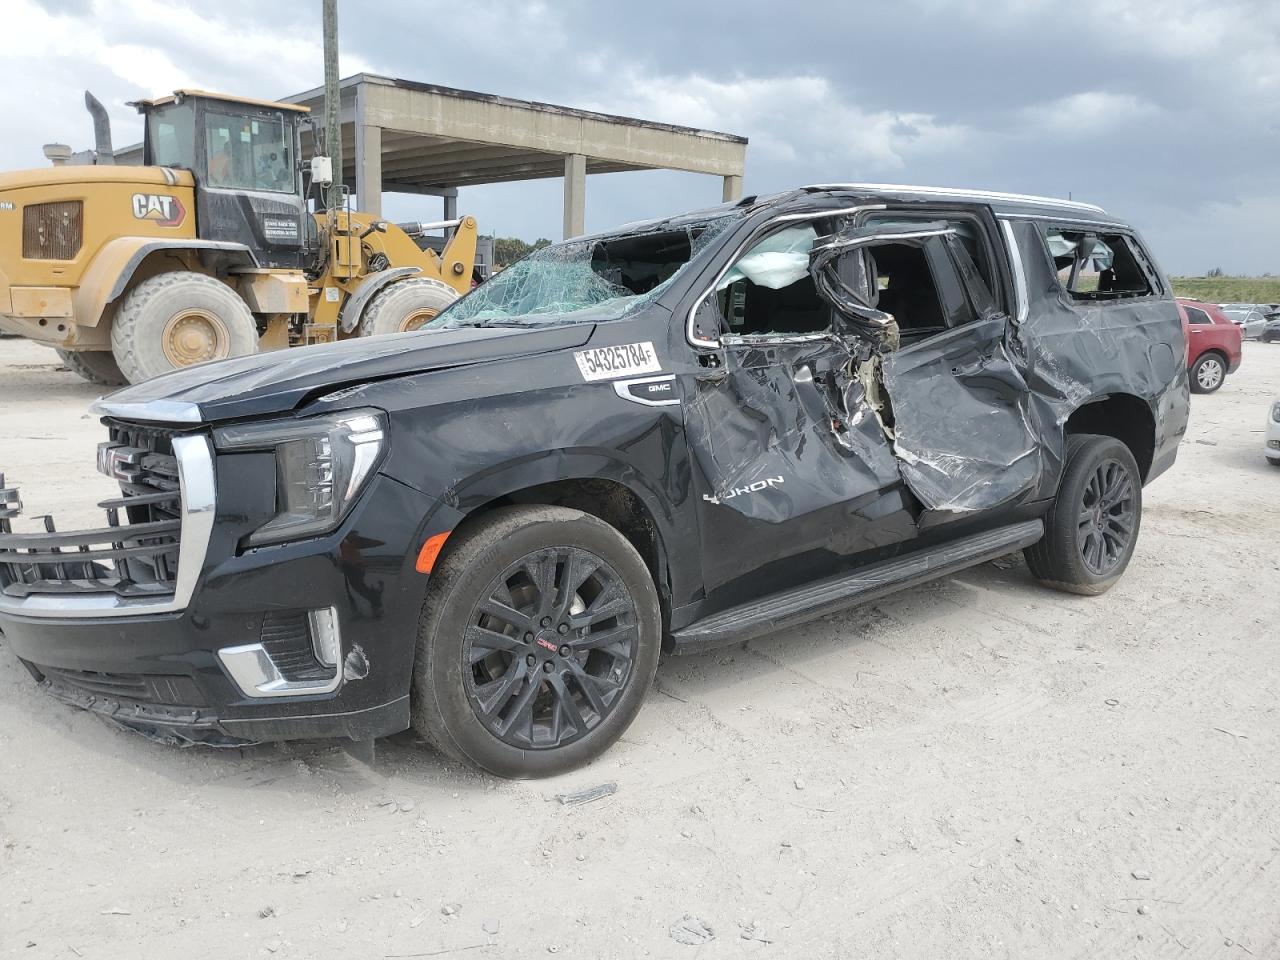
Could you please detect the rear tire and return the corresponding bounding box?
[55,348,127,387]
[411,505,661,778]
[1025,434,1142,596]
[358,277,459,337]
[1189,352,1226,394]
[110,272,258,383]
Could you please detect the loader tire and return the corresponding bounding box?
[358,277,459,337]
[56,348,127,387]
[111,272,258,383]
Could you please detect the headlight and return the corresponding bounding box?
[1272,402,1280,424]
[214,409,386,546]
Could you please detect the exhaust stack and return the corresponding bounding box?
[84,91,114,165]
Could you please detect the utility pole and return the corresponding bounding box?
[322,0,342,211]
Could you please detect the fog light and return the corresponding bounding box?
[219,607,346,698]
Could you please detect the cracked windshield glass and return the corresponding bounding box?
[430,215,738,328]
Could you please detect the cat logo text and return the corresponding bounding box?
[131,193,185,228]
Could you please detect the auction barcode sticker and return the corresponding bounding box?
[573,341,662,382]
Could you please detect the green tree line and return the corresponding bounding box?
[493,237,553,268]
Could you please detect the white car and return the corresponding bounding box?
[1269,399,1280,468]
[1220,304,1269,339]
[1268,399,1280,466]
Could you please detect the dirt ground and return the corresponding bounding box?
[1,337,1277,960]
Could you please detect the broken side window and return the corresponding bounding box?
[863,212,999,304]
[714,224,830,337]
[1042,228,1154,302]
[865,243,948,338]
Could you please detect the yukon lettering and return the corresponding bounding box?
[703,476,786,504]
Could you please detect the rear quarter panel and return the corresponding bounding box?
[1007,218,1189,495]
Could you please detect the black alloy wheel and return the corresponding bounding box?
[1024,433,1143,596]
[1076,458,1136,577]
[411,505,661,778]
[463,546,638,750]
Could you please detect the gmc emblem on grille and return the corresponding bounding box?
[96,442,145,482]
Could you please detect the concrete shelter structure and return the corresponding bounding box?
[284,74,748,238]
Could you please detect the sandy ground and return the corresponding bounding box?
[0,337,1277,960]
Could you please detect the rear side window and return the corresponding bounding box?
[1043,228,1155,301]
[1183,305,1213,325]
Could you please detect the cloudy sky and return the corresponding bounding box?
[9,0,1279,274]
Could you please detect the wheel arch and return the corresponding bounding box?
[337,266,422,334]
[423,453,682,623]
[1062,392,1157,481]
[71,238,258,329]
[1191,346,1229,368]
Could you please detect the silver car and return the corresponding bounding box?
[1219,303,1270,339]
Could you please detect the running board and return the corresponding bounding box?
[670,519,1044,655]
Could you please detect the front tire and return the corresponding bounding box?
[110,272,258,383]
[55,348,127,386]
[411,506,661,778]
[1189,352,1226,394]
[358,277,459,337]
[1025,434,1142,596]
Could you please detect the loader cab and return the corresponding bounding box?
[136,90,312,270]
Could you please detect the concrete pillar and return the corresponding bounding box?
[563,153,586,239]
[442,192,458,221]
[355,123,382,217]
[722,175,743,203]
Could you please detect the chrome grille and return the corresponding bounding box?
[0,422,185,599]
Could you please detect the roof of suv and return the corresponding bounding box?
[801,183,1121,223]
[576,183,1123,245]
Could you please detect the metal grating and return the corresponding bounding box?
[38,664,206,707]
[22,201,83,260]
[259,611,332,682]
[0,422,185,599]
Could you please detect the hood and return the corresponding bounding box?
[94,324,594,424]
[0,165,196,192]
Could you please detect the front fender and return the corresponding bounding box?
[397,448,689,609]
[72,238,258,326]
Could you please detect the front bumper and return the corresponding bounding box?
[0,469,444,745]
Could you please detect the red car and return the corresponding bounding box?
[1178,297,1242,393]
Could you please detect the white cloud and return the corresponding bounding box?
[0,0,375,167]
[592,70,972,175]
[1016,91,1160,138]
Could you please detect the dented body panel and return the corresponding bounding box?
[0,185,1188,746]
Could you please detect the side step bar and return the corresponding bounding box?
[670,519,1044,655]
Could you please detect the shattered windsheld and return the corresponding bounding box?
[433,213,738,329]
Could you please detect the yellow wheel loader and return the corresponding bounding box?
[0,90,478,384]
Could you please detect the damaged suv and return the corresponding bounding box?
[0,185,1188,777]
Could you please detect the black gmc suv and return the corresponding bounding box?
[0,185,1189,777]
